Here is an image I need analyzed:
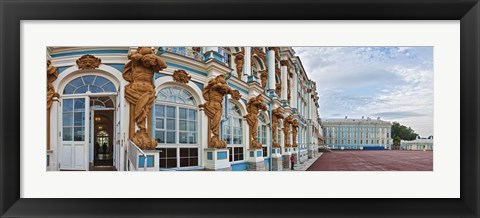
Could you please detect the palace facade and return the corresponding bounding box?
[46,47,323,171]
[322,117,392,150]
[400,136,434,151]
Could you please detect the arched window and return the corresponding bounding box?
[90,96,114,109]
[224,102,244,162]
[257,114,268,157]
[63,75,116,94]
[155,86,198,169]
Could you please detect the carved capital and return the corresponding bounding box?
[280,60,290,67]
[172,69,191,84]
[76,54,101,70]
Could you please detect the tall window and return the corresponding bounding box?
[155,86,198,168]
[257,114,268,157]
[224,102,244,162]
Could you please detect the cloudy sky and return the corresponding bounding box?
[294,47,433,137]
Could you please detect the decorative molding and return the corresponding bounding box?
[76,54,101,70]
[172,69,191,84]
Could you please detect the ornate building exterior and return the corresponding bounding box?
[322,117,392,150]
[46,47,322,171]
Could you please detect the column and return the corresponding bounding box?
[280,61,288,102]
[267,48,276,92]
[292,73,298,108]
[244,47,251,80]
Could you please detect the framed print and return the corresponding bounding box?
[1,0,479,217]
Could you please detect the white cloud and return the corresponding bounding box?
[295,47,433,137]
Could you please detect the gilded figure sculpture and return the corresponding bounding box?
[276,83,282,97]
[76,54,101,70]
[283,115,293,147]
[123,47,167,150]
[244,94,268,149]
[287,77,291,101]
[199,75,241,148]
[292,119,299,147]
[272,108,284,148]
[172,69,191,84]
[260,70,268,89]
[234,52,244,78]
[47,60,59,150]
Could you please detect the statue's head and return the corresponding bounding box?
[142,54,157,67]
[216,75,226,84]
[137,47,154,55]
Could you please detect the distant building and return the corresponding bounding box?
[400,136,433,151]
[322,116,392,150]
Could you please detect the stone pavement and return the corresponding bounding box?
[283,153,323,171]
[307,150,433,171]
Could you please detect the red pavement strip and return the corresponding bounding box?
[307,150,433,171]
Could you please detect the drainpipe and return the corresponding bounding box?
[268,100,273,171]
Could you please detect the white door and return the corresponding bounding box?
[60,97,89,170]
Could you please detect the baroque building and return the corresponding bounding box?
[400,136,434,151]
[46,47,323,171]
[322,117,392,150]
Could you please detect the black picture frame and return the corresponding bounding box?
[1,0,479,217]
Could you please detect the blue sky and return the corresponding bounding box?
[294,47,433,137]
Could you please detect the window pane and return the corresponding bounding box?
[74,112,85,126]
[166,131,176,143]
[179,120,187,131]
[89,85,103,93]
[180,148,189,157]
[179,108,187,119]
[167,119,176,130]
[166,159,177,168]
[69,77,84,87]
[155,131,165,143]
[103,82,116,92]
[166,106,175,118]
[189,109,197,120]
[93,76,109,87]
[74,98,85,111]
[180,158,189,167]
[63,127,73,141]
[73,127,85,141]
[74,86,88,94]
[156,118,164,129]
[167,148,177,158]
[158,148,166,158]
[155,105,165,117]
[190,157,198,166]
[189,133,197,144]
[228,147,233,162]
[63,99,73,112]
[62,113,73,126]
[190,148,198,156]
[179,132,187,144]
[188,121,196,131]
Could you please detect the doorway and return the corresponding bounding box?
[92,109,114,166]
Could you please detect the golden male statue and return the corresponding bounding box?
[47,60,59,150]
[292,119,299,147]
[284,115,293,147]
[199,75,241,148]
[234,52,244,78]
[271,107,284,148]
[244,94,267,149]
[123,47,167,150]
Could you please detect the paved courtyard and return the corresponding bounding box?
[307,150,433,171]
